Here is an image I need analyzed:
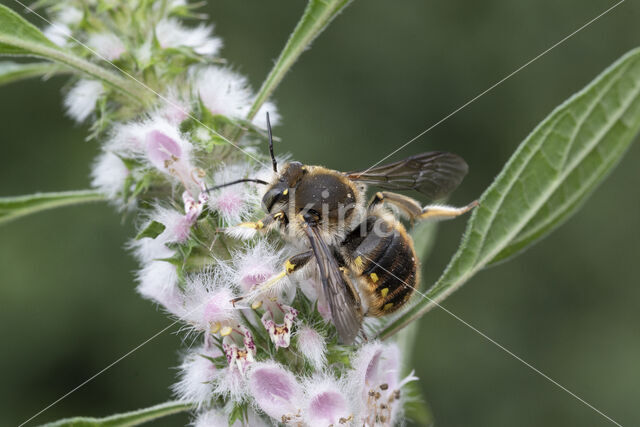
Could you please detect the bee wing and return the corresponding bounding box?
[346,151,468,199]
[302,222,363,344]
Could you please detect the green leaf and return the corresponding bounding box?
[41,400,192,427]
[0,4,148,102]
[380,47,640,339]
[0,60,64,86]
[228,401,249,426]
[135,220,166,240]
[246,0,354,121]
[0,190,105,225]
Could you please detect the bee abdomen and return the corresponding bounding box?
[346,218,418,317]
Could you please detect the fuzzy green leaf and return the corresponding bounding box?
[40,400,192,427]
[0,4,147,102]
[135,220,166,240]
[0,190,105,225]
[0,60,64,85]
[246,0,353,121]
[380,47,640,339]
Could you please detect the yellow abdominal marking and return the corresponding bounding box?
[285,260,296,274]
[354,256,364,269]
[283,188,289,196]
[380,287,389,298]
[383,302,394,311]
[370,272,379,283]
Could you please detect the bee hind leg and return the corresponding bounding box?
[419,200,478,221]
[369,191,477,222]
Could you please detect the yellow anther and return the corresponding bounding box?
[285,260,296,274]
[210,322,221,334]
[283,188,289,196]
[380,287,389,298]
[383,302,394,311]
[220,326,233,336]
[370,272,379,283]
[251,300,263,310]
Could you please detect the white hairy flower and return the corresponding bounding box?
[173,345,221,408]
[43,23,72,47]
[87,33,126,60]
[215,239,290,295]
[106,115,197,187]
[349,342,418,425]
[43,8,82,47]
[208,163,262,225]
[295,325,327,370]
[136,260,181,311]
[174,272,239,334]
[156,18,222,56]
[194,67,280,129]
[64,79,105,123]
[91,151,129,200]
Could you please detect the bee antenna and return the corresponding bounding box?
[267,112,277,173]
[204,178,269,193]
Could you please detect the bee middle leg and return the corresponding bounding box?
[231,250,313,305]
[369,191,477,222]
[223,211,286,239]
[235,211,286,230]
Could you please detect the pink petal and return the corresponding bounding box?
[249,363,302,421]
[307,390,350,425]
[146,130,182,170]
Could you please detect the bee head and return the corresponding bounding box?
[262,161,306,212]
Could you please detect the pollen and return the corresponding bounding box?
[210,322,221,334]
[370,272,379,283]
[220,325,233,336]
[256,220,264,229]
[380,287,389,298]
[285,260,296,274]
[383,302,394,311]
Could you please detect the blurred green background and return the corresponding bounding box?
[1,0,639,426]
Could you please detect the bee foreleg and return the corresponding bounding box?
[231,251,313,305]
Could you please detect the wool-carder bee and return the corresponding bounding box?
[211,114,476,344]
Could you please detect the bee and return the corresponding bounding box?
[211,114,476,344]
